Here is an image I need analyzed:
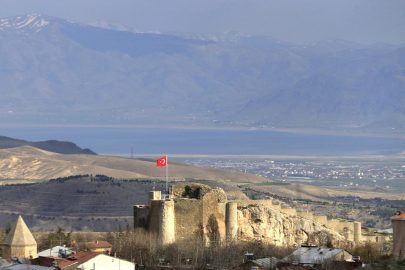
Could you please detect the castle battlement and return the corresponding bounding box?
[134,184,377,246]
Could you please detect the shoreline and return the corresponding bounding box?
[103,152,405,160]
[1,123,405,139]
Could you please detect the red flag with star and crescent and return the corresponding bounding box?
[156,156,167,167]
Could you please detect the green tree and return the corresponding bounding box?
[5,222,11,234]
[47,227,72,247]
[118,224,123,236]
[206,215,220,245]
[354,241,381,263]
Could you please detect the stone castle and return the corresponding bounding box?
[133,184,384,246]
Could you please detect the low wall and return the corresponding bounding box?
[312,215,328,226]
[326,219,354,233]
[362,235,391,244]
[297,212,313,220]
[327,219,344,232]
[280,208,296,215]
[270,204,281,210]
[233,200,272,208]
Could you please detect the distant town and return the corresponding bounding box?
[182,158,405,192]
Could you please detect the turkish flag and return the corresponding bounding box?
[156,156,167,167]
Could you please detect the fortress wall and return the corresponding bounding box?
[362,235,390,244]
[343,231,354,241]
[203,193,226,241]
[340,221,355,232]
[280,208,296,215]
[226,202,238,241]
[326,220,354,233]
[233,200,272,208]
[218,202,227,217]
[133,206,149,229]
[312,215,328,226]
[297,212,313,220]
[270,204,281,210]
[148,201,162,235]
[158,200,175,245]
[173,198,203,241]
[326,220,343,232]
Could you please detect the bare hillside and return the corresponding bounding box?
[0,135,96,155]
[252,183,405,202]
[0,176,241,231]
[0,146,266,183]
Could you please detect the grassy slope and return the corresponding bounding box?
[0,146,267,183]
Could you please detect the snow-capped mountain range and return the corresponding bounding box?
[0,14,59,33]
[0,14,404,131]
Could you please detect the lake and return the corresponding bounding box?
[1,127,404,156]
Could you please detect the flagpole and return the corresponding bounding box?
[166,155,168,195]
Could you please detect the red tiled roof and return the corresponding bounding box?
[32,252,101,269]
[391,210,405,220]
[84,241,112,249]
[67,251,100,264]
[32,256,77,268]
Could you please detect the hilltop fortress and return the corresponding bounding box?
[133,184,386,246]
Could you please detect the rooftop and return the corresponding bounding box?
[281,246,350,264]
[391,211,405,220]
[250,257,279,268]
[37,246,73,258]
[84,241,112,249]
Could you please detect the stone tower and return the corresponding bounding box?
[353,222,362,243]
[158,200,175,245]
[391,211,405,257]
[2,216,37,259]
[226,202,238,241]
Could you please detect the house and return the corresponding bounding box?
[83,241,112,253]
[32,251,135,270]
[280,245,353,269]
[70,254,135,270]
[236,256,279,270]
[32,251,99,269]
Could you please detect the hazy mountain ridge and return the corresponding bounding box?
[0,14,404,131]
[0,136,96,155]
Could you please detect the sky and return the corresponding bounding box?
[0,0,404,45]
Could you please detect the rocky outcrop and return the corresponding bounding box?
[237,205,352,248]
[171,183,227,203]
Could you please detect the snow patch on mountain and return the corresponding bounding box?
[0,14,51,33]
[88,20,143,33]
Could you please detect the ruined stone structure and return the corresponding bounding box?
[391,210,405,257]
[353,222,362,243]
[133,184,375,246]
[225,202,238,241]
[2,216,37,259]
